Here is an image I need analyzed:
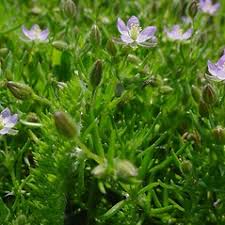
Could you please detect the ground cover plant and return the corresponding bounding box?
[0,0,225,224]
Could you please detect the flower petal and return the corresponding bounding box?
[0,127,11,135]
[22,25,35,40]
[127,16,140,29]
[165,25,182,40]
[210,3,220,14]
[39,29,49,41]
[1,108,11,118]
[165,29,179,40]
[3,114,18,129]
[216,54,225,67]
[199,0,220,15]
[199,0,205,8]
[117,18,128,34]
[136,26,156,43]
[208,60,225,80]
[120,34,134,44]
[182,28,193,40]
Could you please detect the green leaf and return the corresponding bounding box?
[0,197,10,223]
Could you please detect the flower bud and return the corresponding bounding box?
[191,85,201,103]
[212,126,225,144]
[15,215,27,225]
[115,83,124,97]
[31,6,42,15]
[52,41,68,51]
[202,84,216,105]
[181,160,192,174]
[127,54,141,64]
[187,0,198,19]
[115,160,138,180]
[199,100,209,117]
[182,131,201,145]
[90,60,103,89]
[61,0,77,18]
[106,39,117,56]
[92,162,108,178]
[54,111,78,138]
[7,81,34,100]
[142,77,159,87]
[90,24,101,46]
[0,48,9,57]
[26,112,39,123]
[160,85,173,94]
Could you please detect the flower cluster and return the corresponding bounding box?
[116,16,193,47]
[13,0,220,137]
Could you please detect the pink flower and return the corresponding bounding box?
[208,51,225,81]
[0,108,18,135]
[116,16,157,48]
[164,25,193,41]
[199,0,220,15]
[22,24,49,42]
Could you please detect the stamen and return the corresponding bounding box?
[129,23,142,40]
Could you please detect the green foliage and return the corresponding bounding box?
[0,0,225,225]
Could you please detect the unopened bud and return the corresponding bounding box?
[212,126,225,144]
[182,131,201,145]
[54,111,78,138]
[106,39,117,56]
[187,0,198,19]
[116,160,138,180]
[7,81,33,100]
[92,162,108,178]
[143,77,159,87]
[52,41,68,51]
[0,48,9,57]
[31,6,42,15]
[90,60,103,89]
[127,54,141,64]
[191,85,201,102]
[115,83,124,97]
[61,0,77,18]
[90,24,101,46]
[27,112,39,123]
[199,100,209,117]
[160,85,173,94]
[15,215,27,225]
[202,84,216,105]
[181,160,192,174]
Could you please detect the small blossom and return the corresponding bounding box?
[116,16,157,48]
[0,108,18,135]
[207,52,225,81]
[199,0,220,15]
[164,25,193,41]
[22,24,49,42]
